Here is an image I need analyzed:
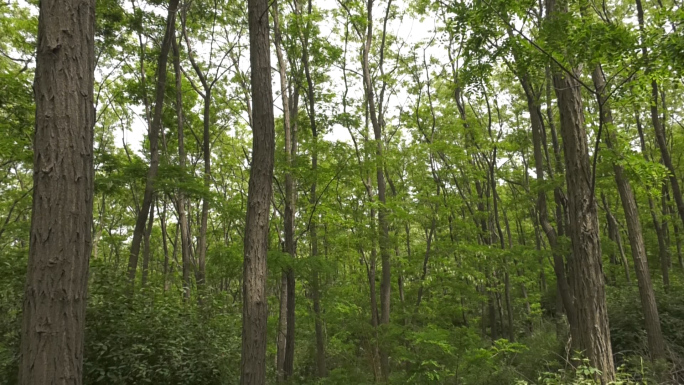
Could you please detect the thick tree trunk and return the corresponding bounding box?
[127,0,180,283]
[593,65,666,360]
[546,2,614,379]
[241,0,275,383]
[19,0,95,381]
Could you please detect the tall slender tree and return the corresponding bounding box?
[272,1,294,380]
[592,64,666,360]
[297,0,326,376]
[127,0,181,283]
[241,0,275,382]
[361,0,392,377]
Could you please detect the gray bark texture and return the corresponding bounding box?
[241,0,275,382]
[592,65,666,360]
[546,2,614,382]
[19,0,95,382]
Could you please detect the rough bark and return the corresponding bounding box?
[241,0,275,382]
[546,1,614,380]
[593,65,666,360]
[19,0,95,381]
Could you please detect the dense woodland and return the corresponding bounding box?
[1,0,684,383]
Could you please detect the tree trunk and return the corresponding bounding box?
[172,34,192,299]
[142,200,155,287]
[293,0,327,375]
[487,277,497,341]
[490,145,515,342]
[127,0,180,283]
[601,193,631,285]
[674,220,684,269]
[366,209,380,377]
[511,211,533,334]
[197,89,211,288]
[593,65,666,360]
[661,185,672,288]
[368,209,380,330]
[272,2,294,379]
[159,199,171,289]
[282,64,296,385]
[19,0,95,381]
[181,12,215,289]
[311,234,326,378]
[546,1,614,380]
[302,14,327,380]
[241,0,275,382]
[415,219,436,309]
[520,75,575,330]
[636,112,672,293]
[362,0,391,378]
[276,272,287,382]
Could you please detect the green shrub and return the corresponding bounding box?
[84,261,241,385]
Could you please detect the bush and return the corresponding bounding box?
[84,261,242,385]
